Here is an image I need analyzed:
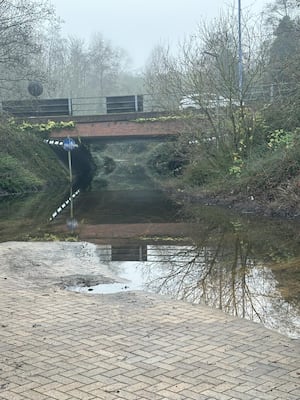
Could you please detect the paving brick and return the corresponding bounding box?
[200,390,233,400]
[22,390,49,400]
[65,389,95,400]
[156,389,183,400]
[178,389,202,399]
[0,391,25,400]
[10,382,41,394]
[0,242,299,400]
[39,389,71,400]
[131,390,164,400]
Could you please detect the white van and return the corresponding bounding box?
[179,94,239,110]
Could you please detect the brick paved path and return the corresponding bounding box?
[0,242,299,400]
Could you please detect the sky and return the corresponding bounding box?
[49,0,269,70]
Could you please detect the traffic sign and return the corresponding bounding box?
[63,137,77,151]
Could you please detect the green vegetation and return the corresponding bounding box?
[18,120,75,135]
[145,110,300,216]
[0,118,68,195]
[1,0,300,218]
[143,1,300,217]
[133,115,186,123]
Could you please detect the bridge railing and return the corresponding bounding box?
[0,93,180,118]
[1,98,72,117]
[70,93,178,116]
[1,84,294,118]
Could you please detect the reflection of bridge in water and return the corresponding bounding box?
[83,244,196,262]
[54,222,197,249]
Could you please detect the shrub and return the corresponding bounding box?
[0,117,68,194]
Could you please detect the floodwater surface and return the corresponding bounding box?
[0,188,299,338]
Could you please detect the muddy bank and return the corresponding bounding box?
[164,185,300,219]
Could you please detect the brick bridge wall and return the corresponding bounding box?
[48,112,186,140]
[51,120,183,139]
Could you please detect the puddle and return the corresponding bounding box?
[67,261,157,294]
[69,282,137,294]
[66,245,300,339]
[67,246,195,295]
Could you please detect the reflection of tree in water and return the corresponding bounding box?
[146,229,300,339]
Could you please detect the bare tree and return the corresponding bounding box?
[64,37,89,97]
[29,29,139,105]
[87,33,129,97]
[0,0,57,97]
[144,5,270,173]
[144,45,184,110]
[33,21,68,98]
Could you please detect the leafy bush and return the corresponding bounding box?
[235,130,300,196]
[0,155,43,192]
[0,117,68,194]
[147,142,187,176]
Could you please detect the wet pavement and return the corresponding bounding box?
[0,242,299,400]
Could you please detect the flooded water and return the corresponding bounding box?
[0,188,299,339]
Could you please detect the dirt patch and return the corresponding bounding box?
[59,274,115,288]
[0,241,123,289]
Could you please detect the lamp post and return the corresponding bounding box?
[238,0,243,102]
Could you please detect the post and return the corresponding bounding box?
[238,0,243,102]
[68,97,72,116]
[68,149,73,219]
[63,137,78,230]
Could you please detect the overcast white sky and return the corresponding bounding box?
[49,0,268,70]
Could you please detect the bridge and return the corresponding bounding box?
[49,112,187,140]
[2,94,201,141]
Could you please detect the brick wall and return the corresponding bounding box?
[50,119,184,139]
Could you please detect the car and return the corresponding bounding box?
[179,94,201,110]
[179,93,239,110]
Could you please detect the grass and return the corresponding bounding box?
[0,117,68,194]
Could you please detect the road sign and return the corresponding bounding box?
[28,81,43,97]
[63,137,77,151]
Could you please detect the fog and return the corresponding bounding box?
[50,0,268,70]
